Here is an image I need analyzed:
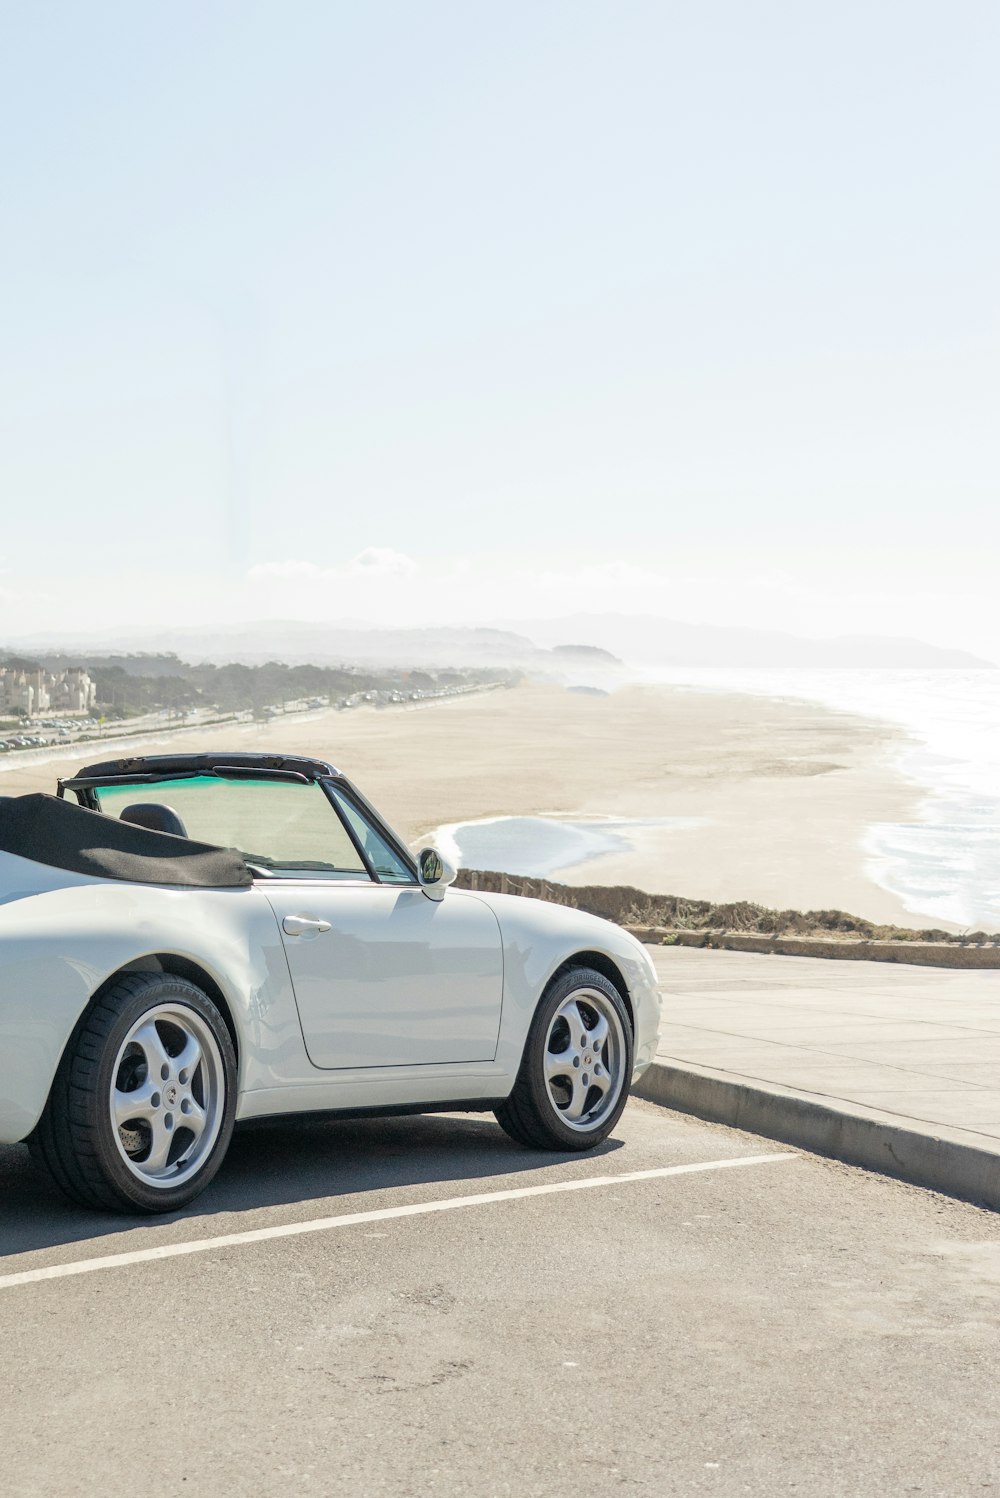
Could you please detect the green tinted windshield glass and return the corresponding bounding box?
[94,776,369,880]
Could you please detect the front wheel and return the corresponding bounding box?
[495,967,633,1151]
[32,973,237,1214]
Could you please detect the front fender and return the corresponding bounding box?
[469,891,662,1082]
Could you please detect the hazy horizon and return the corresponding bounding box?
[2,608,992,673]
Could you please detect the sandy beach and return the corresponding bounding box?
[0,681,928,926]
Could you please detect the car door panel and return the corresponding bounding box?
[263,884,504,1069]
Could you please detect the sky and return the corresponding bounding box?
[1,1,998,654]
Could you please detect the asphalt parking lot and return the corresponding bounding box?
[3,1100,1000,1498]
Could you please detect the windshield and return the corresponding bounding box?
[93,775,370,880]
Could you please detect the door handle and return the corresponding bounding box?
[282,914,332,936]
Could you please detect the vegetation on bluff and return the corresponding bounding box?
[455,869,995,945]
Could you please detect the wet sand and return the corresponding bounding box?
[1,682,925,924]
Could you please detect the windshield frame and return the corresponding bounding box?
[59,766,420,886]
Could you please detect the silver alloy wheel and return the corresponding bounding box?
[542,986,627,1133]
[109,1003,227,1189]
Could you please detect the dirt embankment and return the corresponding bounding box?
[455,868,998,948]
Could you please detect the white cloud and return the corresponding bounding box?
[247,548,418,588]
[349,548,418,577]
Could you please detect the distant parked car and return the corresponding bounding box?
[0,751,660,1214]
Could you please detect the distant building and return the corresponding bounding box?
[0,666,96,716]
[50,667,97,713]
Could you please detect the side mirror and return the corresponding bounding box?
[417,846,458,901]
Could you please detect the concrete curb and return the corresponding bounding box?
[635,1059,1000,1212]
[625,927,1000,969]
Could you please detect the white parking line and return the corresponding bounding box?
[0,1152,797,1290]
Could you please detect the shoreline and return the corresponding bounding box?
[0,681,942,929]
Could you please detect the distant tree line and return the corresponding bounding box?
[1,652,511,719]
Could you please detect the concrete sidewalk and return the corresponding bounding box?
[637,945,1000,1209]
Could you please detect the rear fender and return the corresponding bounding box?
[0,874,301,1143]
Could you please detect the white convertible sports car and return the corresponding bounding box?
[0,751,661,1214]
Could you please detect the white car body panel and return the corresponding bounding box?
[263,882,505,1068]
[0,849,661,1146]
[473,889,662,1081]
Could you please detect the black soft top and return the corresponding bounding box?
[0,793,252,889]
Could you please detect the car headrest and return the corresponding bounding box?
[118,803,189,839]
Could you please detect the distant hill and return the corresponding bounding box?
[550,643,623,664]
[9,622,550,668]
[7,616,991,671]
[498,615,995,669]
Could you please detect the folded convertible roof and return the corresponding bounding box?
[0,793,253,889]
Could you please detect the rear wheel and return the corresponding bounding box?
[495,967,633,1151]
[31,972,237,1214]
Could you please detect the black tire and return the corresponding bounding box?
[495,967,633,1151]
[31,972,237,1215]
